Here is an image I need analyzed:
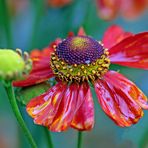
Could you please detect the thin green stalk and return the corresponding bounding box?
[77,131,83,148]
[81,0,92,30]
[0,0,13,47]
[29,0,45,50]
[4,81,37,148]
[43,127,53,148]
[139,129,148,148]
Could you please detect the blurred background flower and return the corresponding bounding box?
[47,0,72,7]
[7,0,29,16]
[96,0,148,20]
[0,0,148,148]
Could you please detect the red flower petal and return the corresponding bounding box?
[13,47,55,87]
[27,82,93,132]
[109,32,148,69]
[13,56,54,87]
[13,69,54,87]
[68,31,75,37]
[26,82,67,126]
[94,71,147,127]
[71,83,94,131]
[30,47,53,60]
[49,38,62,48]
[77,27,86,36]
[105,71,148,109]
[102,25,132,49]
[49,82,91,131]
[49,83,79,131]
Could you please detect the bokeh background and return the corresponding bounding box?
[0,0,148,148]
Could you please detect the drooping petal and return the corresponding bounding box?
[26,82,67,126]
[26,82,93,132]
[105,71,148,109]
[94,71,147,127]
[49,82,91,132]
[102,25,132,49]
[71,84,94,131]
[49,83,79,131]
[109,32,148,69]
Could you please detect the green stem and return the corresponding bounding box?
[4,81,37,148]
[29,0,45,50]
[139,129,148,148]
[0,0,13,47]
[43,127,53,148]
[77,131,83,148]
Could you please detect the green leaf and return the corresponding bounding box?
[15,82,50,105]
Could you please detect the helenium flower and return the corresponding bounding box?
[14,25,148,132]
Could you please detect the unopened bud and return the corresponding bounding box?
[0,49,32,81]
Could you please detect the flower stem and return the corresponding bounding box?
[4,81,37,148]
[29,0,45,50]
[43,127,53,148]
[77,131,83,148]
[0,0,13,47]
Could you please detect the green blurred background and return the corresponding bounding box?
[0,0,148,148]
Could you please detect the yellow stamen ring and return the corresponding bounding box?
[50,50,110,83]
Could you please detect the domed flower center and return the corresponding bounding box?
[56,36,104,65]
[50,36,110,83]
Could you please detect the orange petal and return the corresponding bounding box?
[109,32,148,69]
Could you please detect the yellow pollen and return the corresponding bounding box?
[55,64,60,68]
[77,72,81,76]
[69,68,73,72]
[61,61,65,65]
[84,70,87,74]
[50,47,110,83]
[81,65,85,69]
[92,70,96,74]
[74,64,77,67]
[98,67,102,71]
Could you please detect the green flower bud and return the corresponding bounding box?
[0,49,32,81]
